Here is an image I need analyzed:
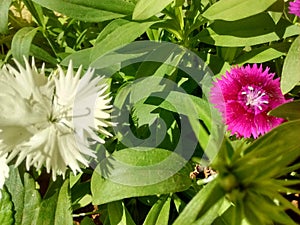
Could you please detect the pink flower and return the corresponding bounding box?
[289,0,300,17]
[210,64,289,139]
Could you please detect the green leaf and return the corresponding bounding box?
[281,35,300,94]
[90,19,155,64]
[107,201,136,225]
[233,120,300,182]
[202,0,276,21]
[11,27,39,65]
[132,0,173,20]
[197,14,300,47]
[244,120,300,156]
[81,217,95,225]
[5,167,41,225]
[192,198,231,225]
[33,0,134,22]
[0,187,14,225]
[0,0,12,34]
[244,191,298,225]
[36,178,72,225]
[30,44,58,65]
[269,100,300,120]
[143,196,171,225]
[173,179,226,225]
[91,148,192,205]
[234,42,289,64]
[212,205,250,225]
[23,0,45,27]
[60,48,92,68]
[63,20,155,68]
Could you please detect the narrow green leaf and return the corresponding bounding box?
[11,27,39,65]
[281,35,300,94]
[143,196,170,225]
[269,100,300,120]
[192,198,231,225]
[155,197,171,225]
[23,0,45,27]
[245,191,298,225]
[202,0,276,21]
[91,148,192,205]
[243,120,300,156]
[0,0,12,34]
[30,44,58,65]
[107,201,136,225]
[5,167,41,225]
[60,48,92,68]
[90,19,155,64]
[61,19,155,69]
[234,42,289,64]
[33,0,134,22]
[55,179,73,225]
[36,178,72,225]
[173,180,226,225]
[233,120,300,182]
[0,187,14,225]
[132,0,173,20]
[197,14,300,47]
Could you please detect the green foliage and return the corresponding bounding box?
[269,100,300,120]
[281,35,300,94]
[0,187,14,225]
[32,0,135,22]
[132,0,173,20]
[174,120,300,225]
[0,0,12,34]
[5,167,41,225]
[1,0,300,224]
[91,148,192,205]
[202,0,277,21]
[143,196,171,225]
[11,27,39,64]
[197,13,300,47]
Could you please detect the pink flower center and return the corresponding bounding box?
[239,85,269,114]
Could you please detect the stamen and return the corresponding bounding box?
[239,85,269,112]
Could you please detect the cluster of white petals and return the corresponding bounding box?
[0,58,113,180]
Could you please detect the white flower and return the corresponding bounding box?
[0,154,9,199]
[0,58,113,180]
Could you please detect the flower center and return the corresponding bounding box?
[239,86,269,113]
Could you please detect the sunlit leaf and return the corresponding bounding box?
[133,0,173,20]
[202,0,276,21]
[5,167,41,225]
[36,178,72,225]
[0,0,12,34]
[173,180,225,225]
[197,14,300,47]
[107,201,136,225]
[91,148,192,205]
[269,100,300,120]
[143,196,171,225]
[11,27,39,65]
[90,19,155,64]
[33,0,135,22]
[281,35,300,94]
[234,42,289,64]
[0,187,14,225]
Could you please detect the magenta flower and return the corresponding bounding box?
[210,64,289,139]
[289,0,300,17]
